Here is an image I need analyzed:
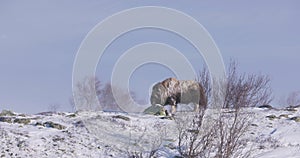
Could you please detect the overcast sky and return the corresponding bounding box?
[1,1,299,113]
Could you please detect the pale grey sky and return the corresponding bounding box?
[1,1,299,113]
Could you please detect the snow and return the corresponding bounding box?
[256,147,300,158]
[1,107,300,157]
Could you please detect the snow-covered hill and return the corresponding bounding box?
[0,106,300,158]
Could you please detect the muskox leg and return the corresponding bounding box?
[164,109,169,116]
[163,105,172,116]
[194,103,200,113]
[171,105,177,116]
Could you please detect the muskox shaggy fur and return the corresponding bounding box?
[150,78,207,115]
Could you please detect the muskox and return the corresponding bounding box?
[150,78,207,116]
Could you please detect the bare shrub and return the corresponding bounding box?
[175,107,251,158]
[126,146,160,158]
[126,127,163,158]
[100,83,121,111]
[176,60,266,157]
[71,76,102,111]
[70,76,140,112]
[127,151,144,158]
[222,60,272,108]
[286,91,300,106]
[100,83,138,112]
[197,66,211,106]
[278,91,300,107]
[214,107,251,158]
[175,108,215,158]
[198,60,272,109]
[256,135,280,150]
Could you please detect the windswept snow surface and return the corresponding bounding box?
[0,107,300,157]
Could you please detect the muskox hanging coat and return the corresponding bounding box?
[150,78,207,115]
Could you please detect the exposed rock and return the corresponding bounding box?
[36,112,55,116]
[52,135,65,142]
[258,105,273,109]
[251,123,258,127]
[266,115,278,120]
[293,105,300,108]
[17,114,26,117]
[174,155,185,158]
[290,116,300,122]
[13,118,31,125]
[0,110,16,117]
[57,112,66,116]
[34,122,43,126]
[223,110,237,113]
[66,113,76,118]
[279,114,289,119]
[187,129,200,134]
[0,117,12,123]
[73,120,85,128]
[284,107,297,112]
[112,115,130,121]
[43,121,66,130]
[160,116,173,120]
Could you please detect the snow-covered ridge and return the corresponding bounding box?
[0,107,300,158]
